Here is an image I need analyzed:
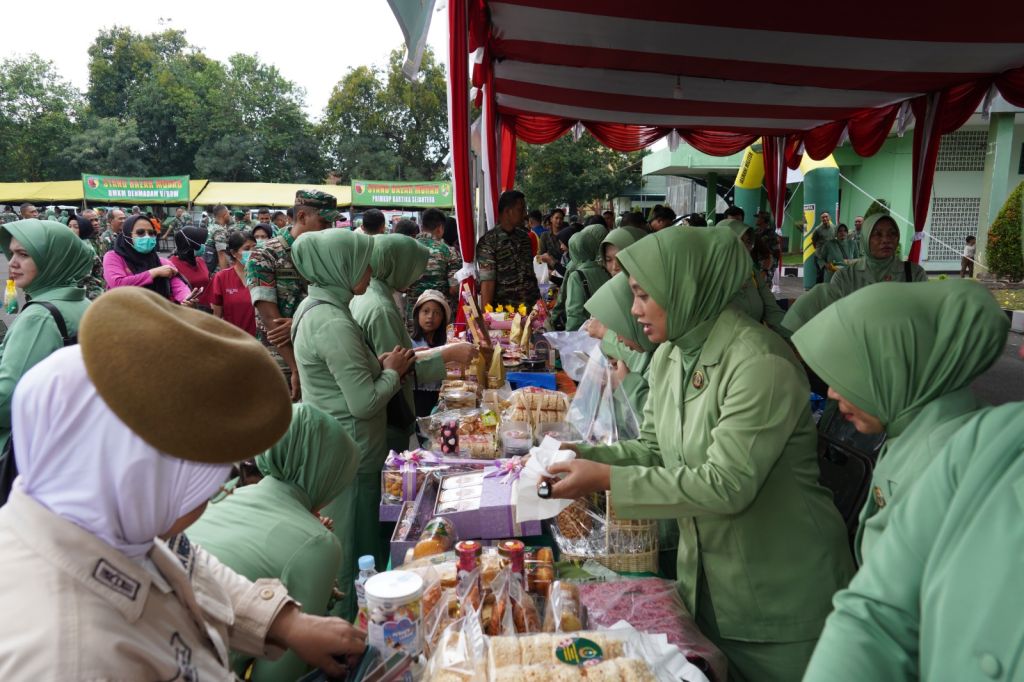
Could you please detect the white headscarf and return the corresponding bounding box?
[12,346,231,560]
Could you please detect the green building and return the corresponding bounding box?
[643,100,1024,272]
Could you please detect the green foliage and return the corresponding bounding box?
[68,118,147,176]
[87,27,188,119]
[987,181,1024,281]
[0,55,84,181]
[516,134,643,214]
[320,47,449,182]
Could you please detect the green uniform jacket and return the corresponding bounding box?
[579,308,854,642]
[729,267,789,338]
[854,388,983,563]
[189,479,341,680]
[828,255,927,295]
[351,278,445,452]
[804,403,1024,681]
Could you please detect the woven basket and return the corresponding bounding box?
[559,492,659,574]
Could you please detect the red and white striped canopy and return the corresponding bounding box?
[445,0,1024,263]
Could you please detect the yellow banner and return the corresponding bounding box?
[802,203,816,263]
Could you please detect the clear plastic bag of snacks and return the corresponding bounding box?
[417,408,500,459]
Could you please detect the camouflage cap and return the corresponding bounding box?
[232,210,246,219]
[295,189,341,222]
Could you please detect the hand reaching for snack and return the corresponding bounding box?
[545,460,611,500]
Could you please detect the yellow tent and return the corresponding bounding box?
[194,182,352,207]
[0,180,208,204]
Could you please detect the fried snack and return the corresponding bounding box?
[487,634,522,669]
[616,658,658,682]
[556,499,593,540]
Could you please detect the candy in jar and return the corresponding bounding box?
[440,419,459,455]
[364,571,425,656]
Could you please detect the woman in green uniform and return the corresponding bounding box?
[599,227,642,278]
[584,273,656,417]
[351,235,476,454]
[290,229,415,619]
[548,227,854,682]
[188,403,359,682]
[558,224,612,331]
[783,214,928,334]
[792,280,1007,564]
[0,219,93,452]
[719,219,789,337]
[804,401,1024,681]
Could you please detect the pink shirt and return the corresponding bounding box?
[102,251,191,303]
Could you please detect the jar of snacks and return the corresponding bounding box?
[364,571,425,656]
[413,516,456,559]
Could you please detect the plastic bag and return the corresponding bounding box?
[533,258,550,284]
[542,580,585,632]
[567,348,641,445]
[417,408,500,459]
[504,387,570,427]
[542,330,599,381]
[577,578,728,682]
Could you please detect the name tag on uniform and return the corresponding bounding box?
[93,559,140,600]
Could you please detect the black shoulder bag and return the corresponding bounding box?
[0,302,76,505]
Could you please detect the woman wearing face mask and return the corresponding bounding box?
[792,280,1007,564]
[70,213,107,301]
[352,236,477,451]
[410,290,451,417]
[719,219,789,338]
[290,229,416,619]
[170,225,213,310]
[547,228,854,682]
[103,214,192,303]
[0,219,93,454]
[211,231,257,336]
[252,223,274,245]
[187,403,360,682]
[0,289,367,680]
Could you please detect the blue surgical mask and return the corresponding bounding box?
[256,239,267,246]
[132,235,157,254]
[194,243,207,256]
[240,251,252,264]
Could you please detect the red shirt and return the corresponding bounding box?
[210,266,257,336]
[169,256,213,307]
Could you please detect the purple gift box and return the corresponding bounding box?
[380,453,513,522]
[389,474,442,567]
[432,467,541,540]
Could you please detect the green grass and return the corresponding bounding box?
[991,289,1024,311]
[782,253,804,266]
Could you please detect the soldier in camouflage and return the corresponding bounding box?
[0,206,17,225]
[407,208,460,328]
[245,189,339,401]
[476,190,540,308]
[98,209,125,256]
[163,207,188,241]
[205,205,236,273]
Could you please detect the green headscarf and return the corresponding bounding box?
[600,228,640,263]
[617,226,649,243]
[292,229,373,306]
[717,218,753,241]
[585,273,656,354]
[370,234,430,291]
[567,224,608,269]
[255,403,359,510]
[860,213,902,279]
[0,219,93,295]
[617,227,749,352]
[792,280,1008,437]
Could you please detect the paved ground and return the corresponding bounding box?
[778,273,1024,406]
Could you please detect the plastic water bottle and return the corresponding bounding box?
[355,555,377,629]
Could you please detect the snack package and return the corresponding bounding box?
[505,387,570,427]
[418,408,500,459]
[426,615,488,682]
[542,580,585,633]
[577,578,728,682]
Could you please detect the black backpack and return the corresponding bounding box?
[0,302,76,505]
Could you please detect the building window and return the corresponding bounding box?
[935,130,988,172]
[925,197,981,262]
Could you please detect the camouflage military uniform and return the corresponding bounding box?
[97,229,118,256]
[407,232,461,325]
[0,210,17,225]
[204,223,239,273]
[80,247,107,301]
[475,225,540,307]
[245,227,307,347]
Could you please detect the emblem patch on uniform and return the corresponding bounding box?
[692,370,706,389]
[872,485,887,508]
[92,559,139,600]
[166,533,196,578]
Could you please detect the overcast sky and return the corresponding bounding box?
[1,0,449,119]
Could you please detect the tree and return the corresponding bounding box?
[87,27,188,120]
[987,181,1024,281]
[516,134,643,215]
[320,47,448,182]
[68,118,148,176]
[0,55,83,182]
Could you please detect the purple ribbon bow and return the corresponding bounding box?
[484,457,524,485]
[385,449,442,500]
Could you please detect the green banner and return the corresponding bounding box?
[82,174,190,204]
[351,179,453,208]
